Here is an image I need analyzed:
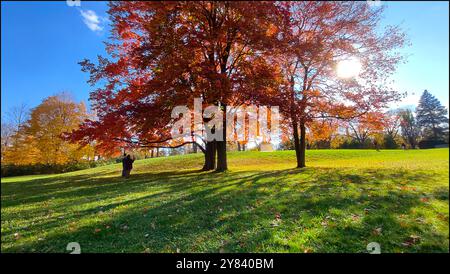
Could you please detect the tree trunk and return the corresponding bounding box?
[202,115,218,171]
[156,147,159,157]
[202,141,216,170]
[292,120,302,168]
[215,104,228,172]
[151,149,154,158]
[410,137,416,149]
[237,142,241,151]
[299,120,306,168]
[216,141,227,171]
[433,125,438,141]
[193,142,198,153]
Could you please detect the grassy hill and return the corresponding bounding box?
[1,149,449,253]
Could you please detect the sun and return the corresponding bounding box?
[336,57,362,78]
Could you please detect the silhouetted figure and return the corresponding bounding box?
[374,140,380,152]
[401,143,407,150]
[122,154,135,178]
[121,154,128,177]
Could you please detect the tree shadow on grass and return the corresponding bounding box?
[1,167,448,253]
[1,169,205,209]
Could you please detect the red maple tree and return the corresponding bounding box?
[72,1,285,171]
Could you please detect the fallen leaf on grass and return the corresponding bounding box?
[402,235,421,247]
[372,227,382,236]
[436,213,449,222]
[400,186,417,191]
[415,217,425,224]
[271,213,282,227]
[143,248,150,253]
[325,216,336,221]
[270,220,281,227]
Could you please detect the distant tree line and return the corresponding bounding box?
[1,90,448,176]
[279,90,449,150]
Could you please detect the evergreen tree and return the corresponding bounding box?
[416,90,449,142]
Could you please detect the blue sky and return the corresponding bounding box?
[1,1,449,118]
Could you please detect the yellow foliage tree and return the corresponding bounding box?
[3,134,40,165]
[3,93,94,165]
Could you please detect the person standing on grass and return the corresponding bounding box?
[122,154,135,178]
[121,153,128,177]
[374,140,380,152]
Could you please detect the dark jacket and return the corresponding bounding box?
[122,156,134,170]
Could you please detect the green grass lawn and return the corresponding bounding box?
[1,149,449,253]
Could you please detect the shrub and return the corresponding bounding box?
[418,139,448,149]
[340,139,372,149]
[383,135,399,149]
[1,159,117,177]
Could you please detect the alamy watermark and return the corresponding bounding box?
[67,242,81,254]
[367,242,381,254]
[366,0,382,7]
[66,0,81,7]
[171,98,280,143]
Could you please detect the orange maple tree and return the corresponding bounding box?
[72,1,284,171]
[269,2,407,167]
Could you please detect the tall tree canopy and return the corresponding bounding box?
[73,1,285,171]
[416,90,449,142]
[269,1,407,167]
[399,108,420,148]
[72,1,407,171]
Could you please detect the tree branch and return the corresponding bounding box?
[141,141,206,154]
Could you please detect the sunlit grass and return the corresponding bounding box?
[1,149,448,253]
